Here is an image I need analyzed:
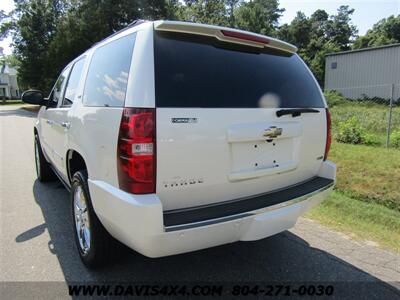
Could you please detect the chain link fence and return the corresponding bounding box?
[325,83,400,148]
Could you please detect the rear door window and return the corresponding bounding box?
[62,57,86,107]
[83,33,136,107]
[154,32,324,108]
[48,66,71,108]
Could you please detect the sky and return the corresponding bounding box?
[0,0,399,55]
[279,0,399,34]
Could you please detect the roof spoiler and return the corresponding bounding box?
[154,21,297,54]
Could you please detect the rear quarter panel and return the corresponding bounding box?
[67,101,123,187]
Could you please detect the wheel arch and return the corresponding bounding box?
[67,150,88,185]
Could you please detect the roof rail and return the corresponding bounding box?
[91,19,148,47]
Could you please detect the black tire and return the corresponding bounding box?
[71,170,116,268]
[34,134,56,182]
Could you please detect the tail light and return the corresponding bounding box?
[324,109,331,160]
[117,108,156,194]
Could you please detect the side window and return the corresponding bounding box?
[62,57,86,107]
[48,67,70,108]
[83,33,136,107]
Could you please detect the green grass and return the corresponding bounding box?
[307,191,400,253]
[313,98,400,251]
[21,105,40,113]
[0,99,23,105]
[329,142,400,211]
[307,141,400,253]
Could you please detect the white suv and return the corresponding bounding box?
[22,20,336,268]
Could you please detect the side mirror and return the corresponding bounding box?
[21,90,46,105]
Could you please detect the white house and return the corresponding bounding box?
[0,62,20,99]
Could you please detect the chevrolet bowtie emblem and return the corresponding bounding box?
[263,126,283,138]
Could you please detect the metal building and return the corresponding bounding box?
[324,44,400,101]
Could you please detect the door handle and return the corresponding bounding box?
[61,122,71,129]
[46,120,54,125]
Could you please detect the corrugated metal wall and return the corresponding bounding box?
[324,45,400,100]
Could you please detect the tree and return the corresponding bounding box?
[226,0,241,27]
[277,12,312,52]
[5,0,65,91]
[2,0,180,93]
[141,0,180,20]
[0,54,20,67]
[0,9,15,40]
[325,5,357,50]
[277,6,357,86]
[181,0,228,26]
[353,15,400,49]
[235,0,284,35]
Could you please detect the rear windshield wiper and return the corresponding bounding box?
[276,108,320,118]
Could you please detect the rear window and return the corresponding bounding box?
[154,31,324,108]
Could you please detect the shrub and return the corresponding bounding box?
[335,117,365,144]
[390,130,400,148]
[335,117,383,145]
[324,90,347,107]
[362,133,380,146]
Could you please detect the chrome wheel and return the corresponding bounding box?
[73,185,91,254]
[34,139,40,177]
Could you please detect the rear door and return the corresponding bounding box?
[154,31,327,211]
[50,57,86,180]
[40,66,70,164]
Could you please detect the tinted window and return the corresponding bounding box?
[49,66,70,107]
[154,32,324,108]
[83,33,136,107]
[63,57,86,107]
